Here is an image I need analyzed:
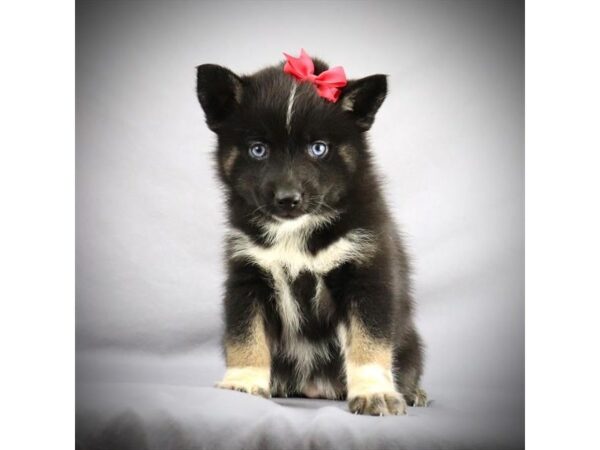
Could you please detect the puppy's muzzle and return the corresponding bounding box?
[274,188,304,218]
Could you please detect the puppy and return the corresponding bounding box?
[195,50,427,415]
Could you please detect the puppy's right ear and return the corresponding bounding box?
[196,64,243,131]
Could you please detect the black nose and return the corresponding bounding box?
[275,189,302,211]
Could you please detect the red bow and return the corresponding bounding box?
[283,49,347,103]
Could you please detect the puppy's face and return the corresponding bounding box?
[196,61,387,222]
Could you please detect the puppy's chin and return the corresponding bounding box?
[271,210,306,221]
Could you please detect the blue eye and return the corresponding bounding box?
[308,141,328,158]
[249,142,268,160]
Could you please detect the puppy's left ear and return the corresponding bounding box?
[339,74,387,131]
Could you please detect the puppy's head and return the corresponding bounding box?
[195,58,387,222]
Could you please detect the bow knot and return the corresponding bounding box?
[283,49,347,103]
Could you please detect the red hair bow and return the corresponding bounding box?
[283,49,347,103]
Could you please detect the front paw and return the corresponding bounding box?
[215,367,271,398]
[348,391,407,416]
[216,380,270,398]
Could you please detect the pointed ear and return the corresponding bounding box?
[196,64,243,131]
[339,74,388,131]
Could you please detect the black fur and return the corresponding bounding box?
[196,55,426,409]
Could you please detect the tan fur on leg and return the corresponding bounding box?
[345,317,407,415]
[216,313,271,397]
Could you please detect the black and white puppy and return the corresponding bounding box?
[195,55,427,415]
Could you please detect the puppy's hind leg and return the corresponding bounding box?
[393,327,428,407]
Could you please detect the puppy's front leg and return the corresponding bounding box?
[216,264,271,398]
[345,315,407,416]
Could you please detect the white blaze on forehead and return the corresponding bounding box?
[286,82,297,133]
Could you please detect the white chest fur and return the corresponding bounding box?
[228,215,376,279]
[227,215,376,339]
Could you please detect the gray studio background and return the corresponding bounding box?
[76,1,524,449]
